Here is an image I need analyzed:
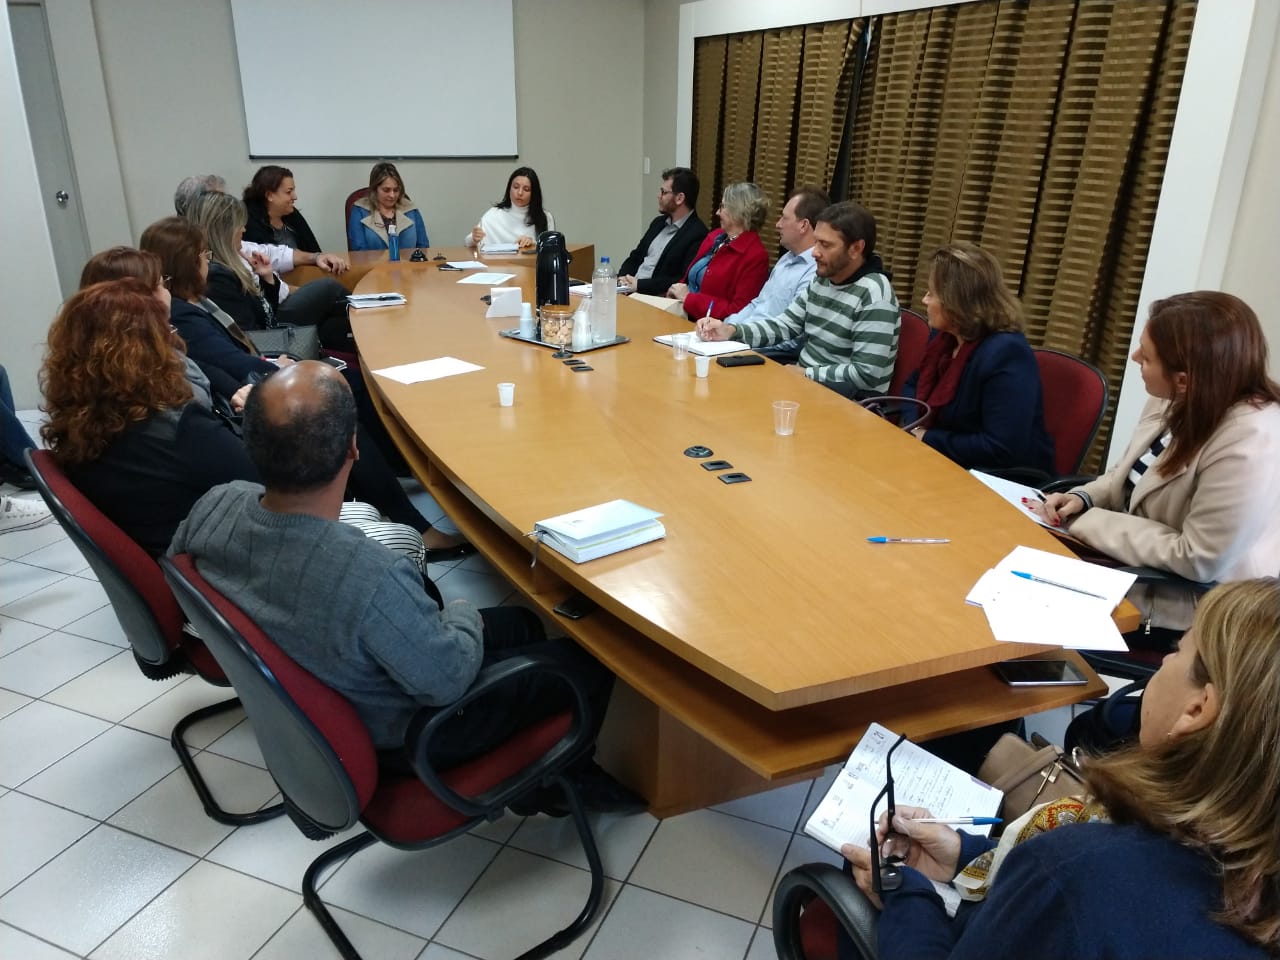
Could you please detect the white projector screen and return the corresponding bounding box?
[229,0,518,158]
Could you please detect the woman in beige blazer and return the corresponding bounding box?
[1038,292,1280,645]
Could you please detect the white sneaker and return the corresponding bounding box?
[0,495,54,535]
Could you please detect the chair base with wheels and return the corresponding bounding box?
[163,553,606,960]
[25,449,283,827]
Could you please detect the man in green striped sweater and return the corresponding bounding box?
[695,201,900,397]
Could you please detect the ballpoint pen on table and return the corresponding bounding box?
[1010,570,1106,600]
[910,817,1002,825]
[866,537,951,544]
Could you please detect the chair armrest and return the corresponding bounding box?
[403,654,594,819]
[773,862,879,960]
[1040,474,1097,494]
[1117,565,1216,594]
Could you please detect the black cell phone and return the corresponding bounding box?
[553,593,598,620]
[992,659,1088,686]
[717,354,765,367]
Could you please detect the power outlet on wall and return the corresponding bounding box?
[643,157,651,175]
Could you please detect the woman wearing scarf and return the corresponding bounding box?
[905,243,1053,477]
[837,577,1280,960]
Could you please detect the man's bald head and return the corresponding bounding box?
[243,361,357,493]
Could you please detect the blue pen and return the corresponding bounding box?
[911,817,1002,826]
[867,537,950,544]
[1010,570,1106,600]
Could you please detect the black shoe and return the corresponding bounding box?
[423,541,477,563]
[567,761,647,815]
[0,459,36,491]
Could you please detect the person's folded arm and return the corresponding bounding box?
[921,348,1041,469]
[877,868,958,960]
[684,246,769,321]
[1068,419,1280,582]
[364,563,485,706]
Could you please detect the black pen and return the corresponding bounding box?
[349,295,403,301]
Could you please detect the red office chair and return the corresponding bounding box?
[774,863,878,959]
[343,187,367,246]
[24,450,283,826]
[162,553,606,960]
[888,308,930,396]
[1034,348,1109,479]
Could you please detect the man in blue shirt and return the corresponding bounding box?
[730,186,830,363]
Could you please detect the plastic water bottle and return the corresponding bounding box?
[387,222,400,262]
[591,256,616,343]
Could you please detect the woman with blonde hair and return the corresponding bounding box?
[668,181,769,320]
[838,577,1280,959]
[348,161,430,251]
[905,242,1053,476]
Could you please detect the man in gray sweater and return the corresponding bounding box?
[171,362,633,810]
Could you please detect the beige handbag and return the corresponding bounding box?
[978,733,1087,821]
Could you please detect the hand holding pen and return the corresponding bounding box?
[842,804,965,899]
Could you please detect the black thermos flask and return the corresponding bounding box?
[535,231,572,307]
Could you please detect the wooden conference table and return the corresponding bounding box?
[350,252,1134,816]
[285,242,596,291]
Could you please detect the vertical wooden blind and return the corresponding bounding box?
[693,0,1196,469]
[691,20,862,250]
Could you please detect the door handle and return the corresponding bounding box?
[55,190,69,206]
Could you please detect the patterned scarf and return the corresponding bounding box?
[953,796,1111,901]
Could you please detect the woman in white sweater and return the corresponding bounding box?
[465,166,554,252]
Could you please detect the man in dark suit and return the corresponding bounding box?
[618,167,709,296]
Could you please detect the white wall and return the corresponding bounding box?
[87,0,645,264]
[1222,9,1280,361]
[0,5,62,408]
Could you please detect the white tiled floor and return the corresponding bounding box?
[0,407,1084,958]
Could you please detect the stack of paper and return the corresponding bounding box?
[480,242,519,254]
[535,500,665,563]
[652,333,750,357]
[967,546,1137,651]
[346,292,405,309]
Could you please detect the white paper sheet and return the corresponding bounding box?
[968,470,1058,530]
[372,357,484,385]
[982,591,1130,651]
[480,242,519,254]
[446,260,488,269]
[458,272,517,285]
[485,287,522,318]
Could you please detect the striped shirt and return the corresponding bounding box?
[1124,431,1172,510]
[732,268,899,392]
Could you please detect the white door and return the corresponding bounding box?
[8,2,91,298]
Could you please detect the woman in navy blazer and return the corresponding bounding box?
[905,243,1054,476]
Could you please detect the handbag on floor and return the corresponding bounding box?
[978,732,1087,821]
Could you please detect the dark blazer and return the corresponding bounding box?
[680,229,769,321]
[170,298,276,388]
[243,199,321,253]
[205,261,278,332]
[619,212,709,295]
[906,330,1054,475]
[68,404,257,556]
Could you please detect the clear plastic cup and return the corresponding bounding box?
[694,354,710,378]
[497,382,515,407]
[773,400,799,436]
[672,333,691,360]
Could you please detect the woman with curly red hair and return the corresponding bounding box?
[41,279,255,554]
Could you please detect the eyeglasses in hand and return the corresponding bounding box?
[870,733,908,895]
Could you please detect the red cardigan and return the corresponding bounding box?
[680,229,769,321]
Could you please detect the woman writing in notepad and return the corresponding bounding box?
[835,578,1280,959]
[466,166,554,252]
[1035,292,1280,646]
